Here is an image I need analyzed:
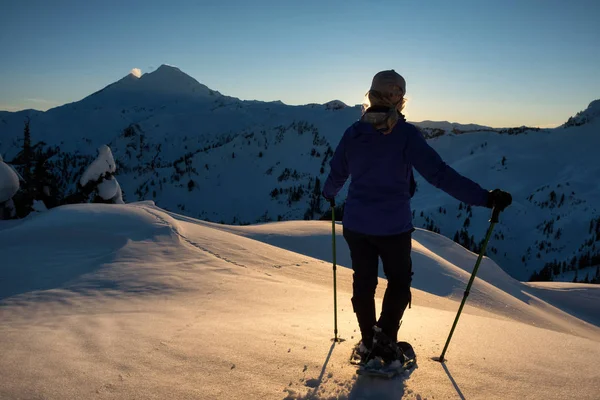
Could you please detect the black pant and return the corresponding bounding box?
[343,227,413,345]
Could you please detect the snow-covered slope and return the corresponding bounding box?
[408,114,600,282]
[0,203,598,399]
[563,99,600,128]
[187,217,600,332]
[0,66,598,284]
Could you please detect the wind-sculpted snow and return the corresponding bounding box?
[0,203,182,300]
[0,203,598,399]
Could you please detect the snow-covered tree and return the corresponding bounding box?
[0,154,20,219]
[80,145,124,204]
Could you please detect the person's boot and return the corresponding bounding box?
[356,340,372,364]
[351,335,375,365]
[371,326,404,364]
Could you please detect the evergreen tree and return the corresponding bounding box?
[31,146,60,208]
[187,179,195,191]
[11,119,43,217]
[22,118,32,182]
[535,265,553,281]
[305,177,322,219]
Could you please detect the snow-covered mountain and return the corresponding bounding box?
[0,203,598,399]
[0,65,598,283]
[83,64,224,109]
[563,99,600,128]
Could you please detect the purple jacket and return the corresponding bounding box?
[323,120,489,235]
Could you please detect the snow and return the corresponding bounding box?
[414,120,494,132]
[80,64,220,109]
[0,198,16,219]
[323,100,348,110]
[31,199,48,213]
[562,99,600,127]
[80,145,124,203]
[97,176,124,203]
[0,202,598,399]
[0,65,598,284]
[79,145,117,186]
[0,156,20,203]
[138,64,214,97]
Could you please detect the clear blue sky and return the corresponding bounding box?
[1,0,599,127]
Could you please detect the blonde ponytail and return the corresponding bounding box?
[361,90,407,134]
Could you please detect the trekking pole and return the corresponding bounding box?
[331,204,340,342]
[436,207,502,362]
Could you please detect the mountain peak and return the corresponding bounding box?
[82,64,220,106]
[563,99,600,128]
[154,64,182,73]
[324,100,348,110]
[137,64,212,97]
[122,72,140,83]
[586,99,600,114]
[146,64,190,80]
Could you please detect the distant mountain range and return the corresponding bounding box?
[1,64,599,283]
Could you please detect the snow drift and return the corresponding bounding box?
[1,202,598,399]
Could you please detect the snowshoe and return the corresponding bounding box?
[357,357,405,378]
[349,340,372,366]
[355,341,416,378]
[352,327,417,379]
[371,326,403,364]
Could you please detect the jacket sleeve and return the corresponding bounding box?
[322,131,349,199]
[406,126,489,206]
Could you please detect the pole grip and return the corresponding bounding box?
[490,207,501,223]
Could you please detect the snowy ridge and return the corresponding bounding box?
[0,203,598,399]
[0,66,598,285]
[323,100,349,110]
[563,99,600,127]
[414,120,494,132]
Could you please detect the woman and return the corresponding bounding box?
[322,70,512,363]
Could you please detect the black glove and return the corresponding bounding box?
[322,193,335,207]
[486,189,512,211]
